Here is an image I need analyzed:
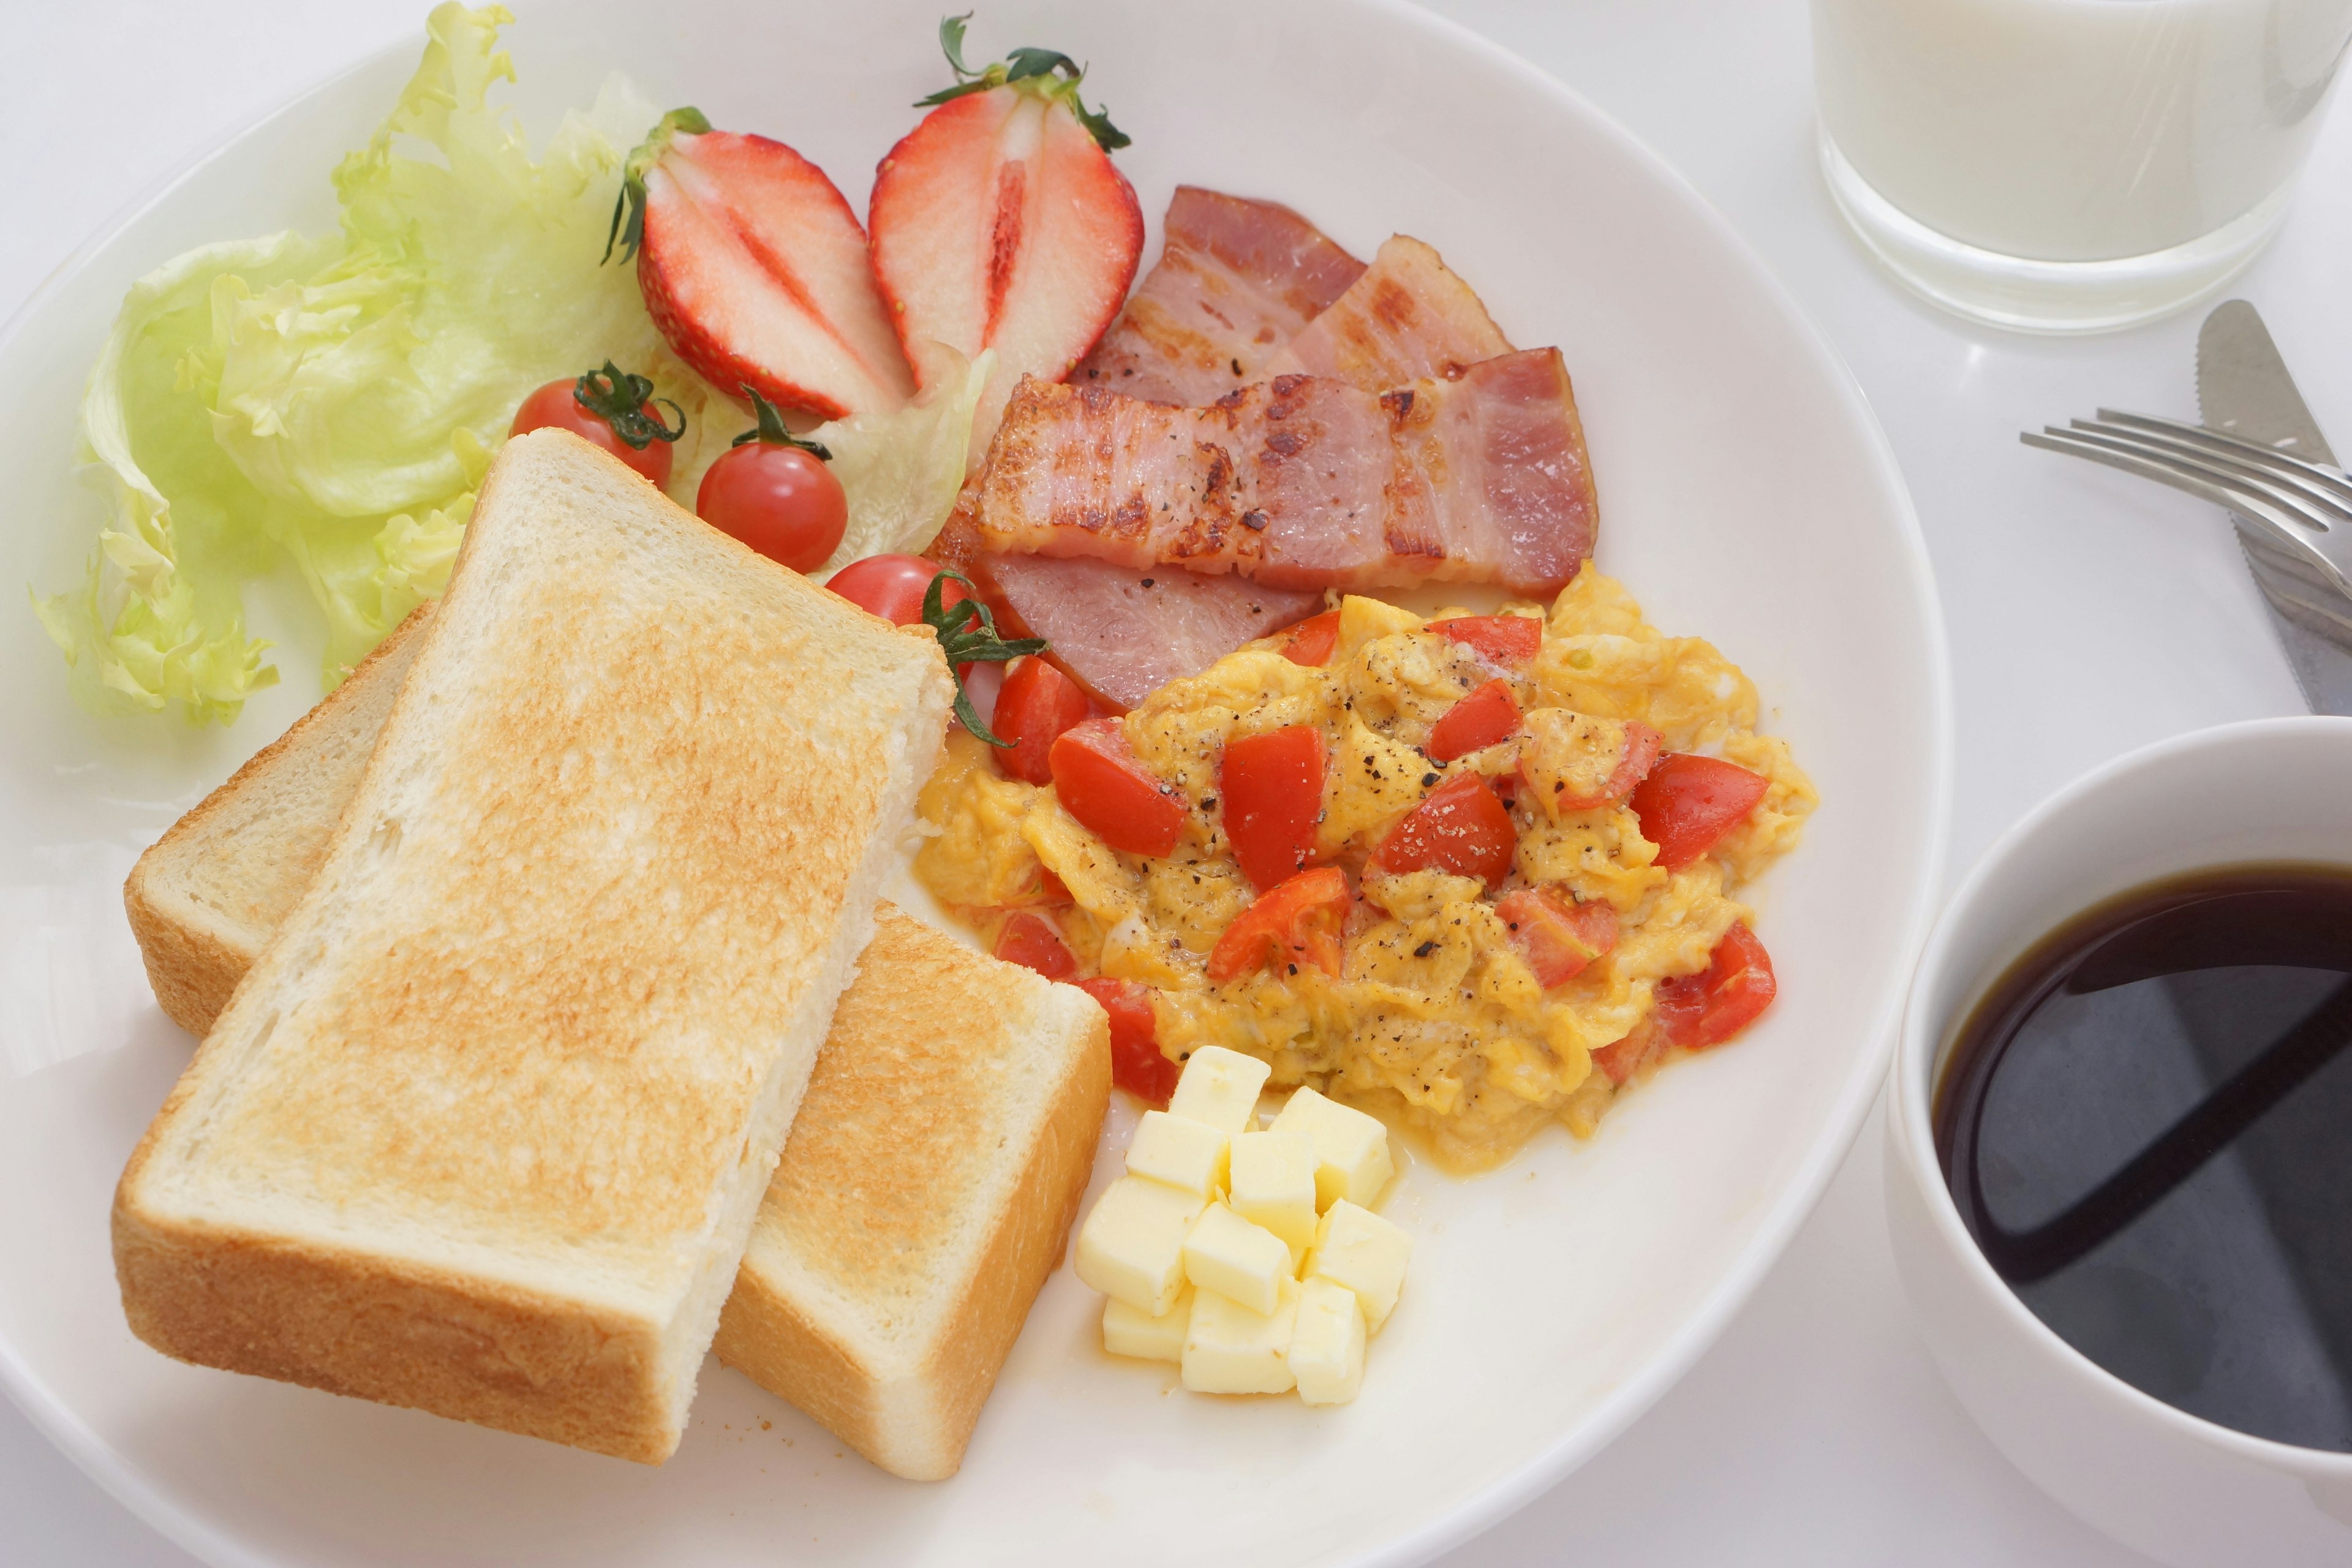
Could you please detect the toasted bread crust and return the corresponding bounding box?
[123,605,435,1035]
[114,1195,673,1462]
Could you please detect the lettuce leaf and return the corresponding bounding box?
[36,3,722,721]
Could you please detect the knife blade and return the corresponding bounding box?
[2196,300,2352,715]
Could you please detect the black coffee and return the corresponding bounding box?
[1937,864,2352,1451]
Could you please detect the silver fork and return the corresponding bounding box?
[2023,412,2352,604]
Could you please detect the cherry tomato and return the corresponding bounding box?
[993,911,1078,981]
[1629,753,1770,870]
[1494,888,1618,988]
[511,379,676,488]
[993,657,1092,786]
[826,554,969,627]
[1278,609,1341,667]
[1428,614,1542,666]
[1207,867,1351,984]
[1220,725,1327,891]
[1367,773,1517,886]
[1652,922,1777,1048]
[1049,717,1186,858]
[1077,976,1178,1106]
[1425,679,1521,763]
[697,440,847,572]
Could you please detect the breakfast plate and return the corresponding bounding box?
[0,0,1951,1562]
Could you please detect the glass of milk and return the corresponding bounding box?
[1813,0,2352,332]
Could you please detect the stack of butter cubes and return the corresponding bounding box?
[1074,1046,1412,1404]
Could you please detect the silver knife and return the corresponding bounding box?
[2196,300,2352,715]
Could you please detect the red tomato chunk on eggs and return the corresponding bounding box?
[992,657,1092,786]
[1630,753,1770,870]
[1219,725,1327,891]
[1653,922,1777,1048]
[1049,717,1186,858]
[1494,888,1618,987]
[1208,867,1352,984]
[992,911,1077,981]
[1425,679,1520,764]
[1367,774,1516,886]
[1077,976,1178,1106]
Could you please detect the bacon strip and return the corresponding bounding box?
[1072,187,1366,407]
[1263,235,1512,390]
[929,509,1319,710]
[971,350,1599,596]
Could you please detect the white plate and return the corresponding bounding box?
[0,1,1950,1563]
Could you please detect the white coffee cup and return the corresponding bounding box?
[1886,717,2352,1567]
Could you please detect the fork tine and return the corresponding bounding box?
[2070,418,2352,526]
[2021,428,2352,596]
[2046,424,2346,542]
[2093,410,2352,505]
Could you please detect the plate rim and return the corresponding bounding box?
[0,3,1955,1564]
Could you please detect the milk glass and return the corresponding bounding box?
[1814,0,2352,332]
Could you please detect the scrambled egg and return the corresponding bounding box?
[915,571,1815,1171]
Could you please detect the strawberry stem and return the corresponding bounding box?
[730,386,832,459]
[605,107,714,265]
[919,13,1131,153]
[573,362,685,450]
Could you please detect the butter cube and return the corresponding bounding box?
[1125,1110,1230,1197]
[1182,1281,1298,1395]
[1077,1176,1208,1316]
[1289,1276,1367,1405]
[1306,1199,1412,1332]
[1271,1086,1396,1211]
[1182,1202,1292,1315]
[1227,1130,1319,1258]
[1167,1046,1270,1134]
[1103,1286,1192,1364]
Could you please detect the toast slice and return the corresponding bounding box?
[119,464,1109,1479]
[125,602,437,1036]
[113,429,955,1464]
[714,905,1107,1479]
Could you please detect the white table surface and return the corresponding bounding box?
[4,1,2345,1562]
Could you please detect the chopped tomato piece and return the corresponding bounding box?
[1653,923,1777,1049]
[1367,774,1517,886]
[1049,717,1187,858]
[1036,869,1071,905]
[993,657,1092,785]
[1426,679,1521,763]
[1278,609,1341,666]
[1593,1029,1658,1085]
[1429,614,1543,666]
[992,911,1078,980]
[1630,753,1771,870]
[1078,976,1178,1106]
[1518,714,1662,815]
[1207,867,1351,984]
[1494,888,1618,987]
[1220,725,1328,891]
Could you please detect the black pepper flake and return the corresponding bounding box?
[1231,357,1244,376]
[1141,577,1155,588]
[1240,508,1269,531]
[1200,797,1218,810]
[1414,940,1438,958]
[1287,963,1298,976]
[1421,772,1438,787]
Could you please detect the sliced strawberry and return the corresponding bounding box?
[869,23,1144,447]
[612,109,914,421]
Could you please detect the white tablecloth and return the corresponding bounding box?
[7,1,2345,1561]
